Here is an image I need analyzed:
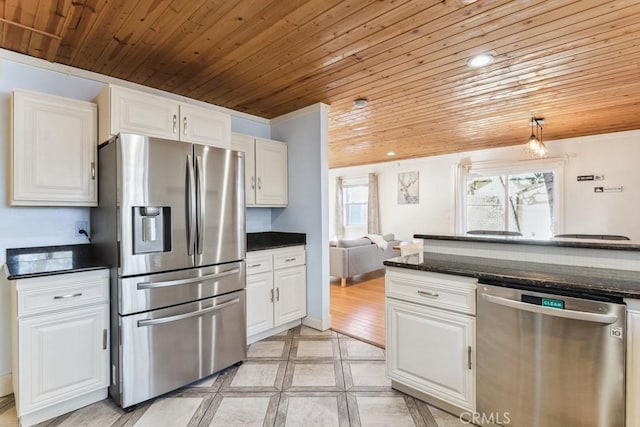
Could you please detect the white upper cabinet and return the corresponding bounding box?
[255,137,288,206]
[179,103,230,147]
[230,133,257,205]
[96,84,231,148]
[10,89,97,206]
[100,85,180,141]
[232,133,288,207]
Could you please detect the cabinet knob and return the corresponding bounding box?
[173,114,177,134]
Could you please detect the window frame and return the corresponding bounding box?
[456,158,565,237]
[342,177,369,230]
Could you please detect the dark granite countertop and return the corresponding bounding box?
[247,232,306,252]
[5,245,109,280]
[415,234,640,251]
[384,252,640,300]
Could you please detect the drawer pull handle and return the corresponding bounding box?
[468,346,472,370]
[270,289,274,302]
[285,258,296,262]
[172,114,177,134]
[137,268,239,289]
[54,293,83,300]
[276,287,280,301]
[417,290,439,298]
[138,298,239,327]
[248,264,262,268]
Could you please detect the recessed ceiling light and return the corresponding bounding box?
[467,52,495,68]
[387,151,396,156]
[353,98,368,108]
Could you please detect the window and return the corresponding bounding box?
[459,159,563,239]
[344,182,368,227]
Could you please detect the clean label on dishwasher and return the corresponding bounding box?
[541,298,565,309]
[522,295,565,309]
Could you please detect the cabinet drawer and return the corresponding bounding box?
[386,268,477,315]
[246,253,273,276]
[273,248,305,270]
[17,269,109,317]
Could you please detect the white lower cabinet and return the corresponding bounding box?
[385,267,477,413]
[7,269,110,426]
[246,246,306,343]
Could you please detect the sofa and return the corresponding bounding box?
[330,234,401,287]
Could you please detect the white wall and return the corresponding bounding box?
[0,51,271,395]
[271,104,331,330]
[329,130,640,242]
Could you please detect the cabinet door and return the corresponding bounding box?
[274,265,306,327]
[11,90,97,206]
[255,138,288,206]
[247,272,274,337]
[180,104,231,148]
[17,304,109,414]
[628,309,640,426]
[110,86,180,140]
[386,298,475,411]
[231,133,256,205]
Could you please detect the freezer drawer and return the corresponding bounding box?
[119,262,245,315]
[117,290,246,408]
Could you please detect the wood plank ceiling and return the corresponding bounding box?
[1,0,638,168]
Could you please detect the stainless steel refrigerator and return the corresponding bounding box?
[92,133,246,409]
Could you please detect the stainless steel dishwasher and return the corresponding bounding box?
[477,284,625,427]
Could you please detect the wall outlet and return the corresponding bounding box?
[75,221,88,236]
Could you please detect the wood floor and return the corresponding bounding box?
[330,270,386,348]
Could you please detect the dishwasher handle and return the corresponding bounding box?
[481,293,619,324]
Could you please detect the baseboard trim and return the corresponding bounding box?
[247,319,302,345]
[0,374,12,397]
[302,314,332,331]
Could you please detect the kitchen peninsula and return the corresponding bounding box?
[383,234,640,426]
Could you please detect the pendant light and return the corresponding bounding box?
[524,117,548,158]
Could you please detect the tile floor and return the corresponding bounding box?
[0,326,466,426]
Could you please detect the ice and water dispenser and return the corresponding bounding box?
[132,206,172,254]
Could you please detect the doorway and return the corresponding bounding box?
[329,270,386,348]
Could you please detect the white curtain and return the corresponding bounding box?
[367,173,381,235]
[334,177,345,239]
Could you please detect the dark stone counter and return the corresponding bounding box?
[5,244,109,280]
[384,252,640,300]
[415,234,640,251]
[247,232,306,252]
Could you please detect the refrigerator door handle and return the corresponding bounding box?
[186,155,197,255]
[137,298,240,327]
[136,268,241,290]
[195,155,205,255]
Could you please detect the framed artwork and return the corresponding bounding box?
[398,171,419,204]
